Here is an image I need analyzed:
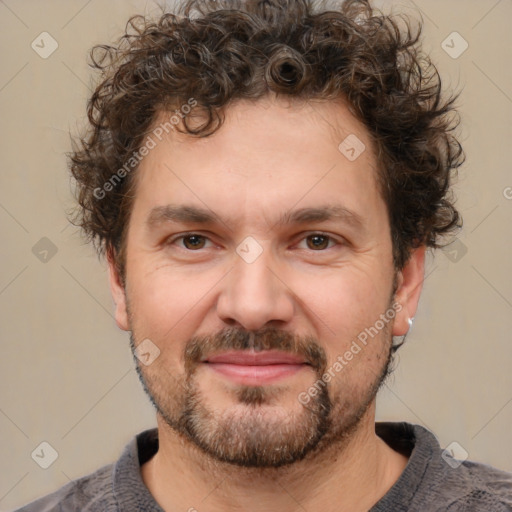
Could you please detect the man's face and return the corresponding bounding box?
[109,97,423,468]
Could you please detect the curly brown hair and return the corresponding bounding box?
[69,0,463,281]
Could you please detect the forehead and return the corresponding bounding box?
[130,96,385,229]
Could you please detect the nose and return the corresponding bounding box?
[216,247,295,331]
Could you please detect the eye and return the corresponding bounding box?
[172,233,212,250]
[299,233,338,251]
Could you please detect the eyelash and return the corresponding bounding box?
[166,232,342,252]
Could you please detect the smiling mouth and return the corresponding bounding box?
[201,350,311,385]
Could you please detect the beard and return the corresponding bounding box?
[130,321,395,469]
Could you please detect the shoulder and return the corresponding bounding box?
[375,422,512,511]
[11,429,158,512]
[441,459,512,511]
[12,463,117,512]
[412,424,512,511]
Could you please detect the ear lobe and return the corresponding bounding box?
[107,252,130,331]
[392,246,426,336]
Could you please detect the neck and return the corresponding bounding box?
[141,402,409,512]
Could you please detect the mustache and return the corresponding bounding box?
[184,326,328,374]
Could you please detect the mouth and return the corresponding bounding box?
[201,350,311,386]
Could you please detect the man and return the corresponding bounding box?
[15,0,512,510]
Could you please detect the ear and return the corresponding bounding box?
[392,245,426,336]
[107,251,130,331]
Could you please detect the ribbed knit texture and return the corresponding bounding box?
[14,423,512,511]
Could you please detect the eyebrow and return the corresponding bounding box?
[278,205,364,228]
[145,204,365,230]
[146,205,219,227]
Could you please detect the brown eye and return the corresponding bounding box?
[182,234,207,250]
[306,234,330,250]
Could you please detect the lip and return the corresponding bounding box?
[203,350,307,365]
[202,350,311,386]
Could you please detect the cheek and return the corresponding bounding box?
[126,265,218,353]
[290,265,393,355]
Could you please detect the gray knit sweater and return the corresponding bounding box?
[13,422,512,511]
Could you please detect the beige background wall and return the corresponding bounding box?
[0,0,511,509]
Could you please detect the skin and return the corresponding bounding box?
[108,95,425,512]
